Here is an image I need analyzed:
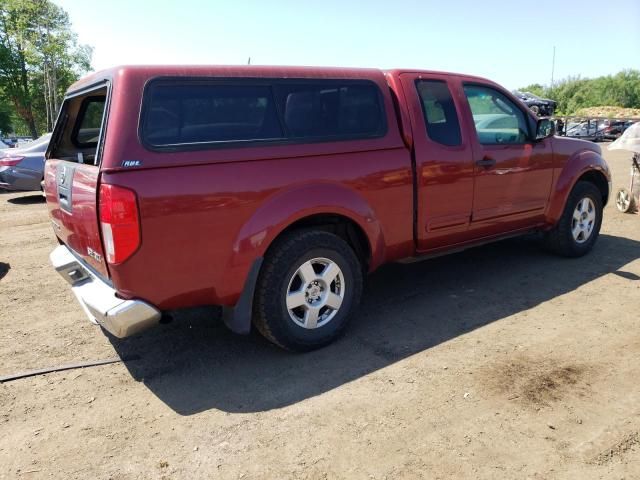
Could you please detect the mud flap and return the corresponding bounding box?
[222,257,263,335]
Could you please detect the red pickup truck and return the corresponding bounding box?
[44,66,611,351]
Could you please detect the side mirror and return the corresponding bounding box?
[536,118,555,140]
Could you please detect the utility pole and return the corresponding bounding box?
[247,57,251,65]
[550,46,556,88]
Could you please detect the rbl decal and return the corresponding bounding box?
[122,160,142,167]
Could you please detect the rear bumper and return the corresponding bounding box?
[50,245,161,338]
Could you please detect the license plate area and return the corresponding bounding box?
[55,260,91,285]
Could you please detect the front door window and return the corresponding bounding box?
[464,85,529,145]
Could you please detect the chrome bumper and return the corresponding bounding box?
[50,245,161,338]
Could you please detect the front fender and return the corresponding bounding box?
[545,147,611,225]
[218,182,385,303]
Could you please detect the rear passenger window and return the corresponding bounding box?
[141,79,386,150]
[415,80,462,147]
[276,83,385,139]
[142,83,283,147]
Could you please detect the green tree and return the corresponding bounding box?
[520,70,640,115]
[0,96,12,133]
[518,83,545,97]
[0,0,91,137]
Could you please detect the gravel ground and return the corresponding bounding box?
[0,147,639,479]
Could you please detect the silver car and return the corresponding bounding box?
[0,133,52,191]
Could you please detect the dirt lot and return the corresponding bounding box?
[1,147,639,479]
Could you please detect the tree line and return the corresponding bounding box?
[0,0,91,138]
[520,69,640,116]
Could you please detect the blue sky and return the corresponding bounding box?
[54,0,639,90]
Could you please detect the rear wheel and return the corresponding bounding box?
[544,181,603,257]
[615,188,635,213]
[253,230,363,351]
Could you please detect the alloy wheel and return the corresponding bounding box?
[285,257,345,329]
[571,197,596,244]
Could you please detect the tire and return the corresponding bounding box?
[615,188,635,213]
[253,230,363,351]
[544,181,603,257]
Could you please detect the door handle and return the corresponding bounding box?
[476,157,496,168]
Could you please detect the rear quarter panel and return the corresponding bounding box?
[103,149,413,309]
[11,153,45,191]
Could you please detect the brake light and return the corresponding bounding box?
[0,156,24,167]
[99,184,140,264]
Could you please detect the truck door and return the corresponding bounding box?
[398,73,475,251]
[460,83,554,233]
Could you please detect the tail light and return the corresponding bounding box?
[99,184,140,264]
[0,156,25,167]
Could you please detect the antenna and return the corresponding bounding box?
[550,46,556,88]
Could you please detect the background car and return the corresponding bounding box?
[512,90,557,116]
[16,138,34,148]
[566,120,602,141]
[1,137,17,148]
[0,133,52,191]
[602,120,636,140]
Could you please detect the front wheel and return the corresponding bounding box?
[253,230,363,351]
[544,181,603,257]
